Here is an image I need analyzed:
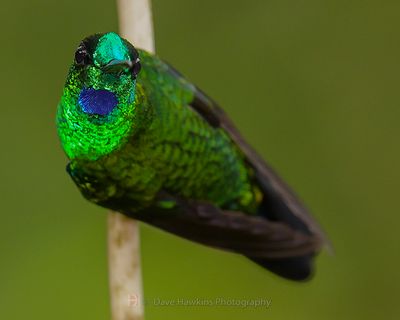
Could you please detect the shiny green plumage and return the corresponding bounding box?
[57,33,326,281]
[58,33,260,213]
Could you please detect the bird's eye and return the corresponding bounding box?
[75,44,91,66]
[131,59,141,78]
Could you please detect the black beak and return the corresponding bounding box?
[102,59,133,73]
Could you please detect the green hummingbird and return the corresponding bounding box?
[57,32,326,281]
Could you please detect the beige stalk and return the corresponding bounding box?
[108,1,154,319]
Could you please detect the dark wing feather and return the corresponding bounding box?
[135,194,320,258]
[98,190,321,280]
[99,192,321,259]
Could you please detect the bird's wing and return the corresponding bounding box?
[139,193,321,259]
[99,190,321,280]
[69,55,329,280]
[165,63,328,247]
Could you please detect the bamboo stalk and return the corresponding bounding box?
[108,1,155,319]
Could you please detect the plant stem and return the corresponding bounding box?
[117,0,155,53]
[108,214,144,320]
[108,1,154,319]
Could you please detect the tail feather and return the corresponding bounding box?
[248,254,314,281]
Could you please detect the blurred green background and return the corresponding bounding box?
[1,0,399,319]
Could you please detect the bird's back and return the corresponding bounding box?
[114,50,262,213]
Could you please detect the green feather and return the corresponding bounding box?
[57,32,260,214]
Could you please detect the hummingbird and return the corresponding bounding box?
[57,32,326,281]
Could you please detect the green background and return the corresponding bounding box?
[1,0,399,319]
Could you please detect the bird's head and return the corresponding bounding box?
[57,32,142,161]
